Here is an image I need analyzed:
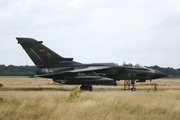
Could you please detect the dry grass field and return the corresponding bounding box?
[0,76,180,120]
[0,76,180,91]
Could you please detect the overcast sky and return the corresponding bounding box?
[0,0,180,68]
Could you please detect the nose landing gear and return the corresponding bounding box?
[124,80,136,91]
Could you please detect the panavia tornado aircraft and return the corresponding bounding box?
[16,37,167,91]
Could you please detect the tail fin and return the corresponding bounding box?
[16,37,80,68]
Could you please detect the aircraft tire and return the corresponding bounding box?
[131,87,136,91]
[80,84,92,91]
[87,84,92,91]
[80,84,86,91]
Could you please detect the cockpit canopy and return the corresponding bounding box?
[103,63,119,67]
[123,62,147,69]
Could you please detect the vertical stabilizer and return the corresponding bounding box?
[16,37,79,68]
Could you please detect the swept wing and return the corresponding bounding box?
[35,66,110,78]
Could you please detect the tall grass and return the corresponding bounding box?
[1,77,180,119]
[0,90,180,120]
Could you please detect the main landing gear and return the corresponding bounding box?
[80,84,93,91]
[124,80,136,91]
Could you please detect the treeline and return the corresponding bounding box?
[0,65,180,77]
[0,65,37,76]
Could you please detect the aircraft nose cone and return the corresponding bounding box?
[155,70,167,78]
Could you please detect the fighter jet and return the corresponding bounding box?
[16,37,167,91]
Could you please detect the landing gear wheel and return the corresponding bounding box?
[87,84,93,91]
[131,87,136,91]
[131,80,136,91]
[80,84,93,91]
[80,84,86,91]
